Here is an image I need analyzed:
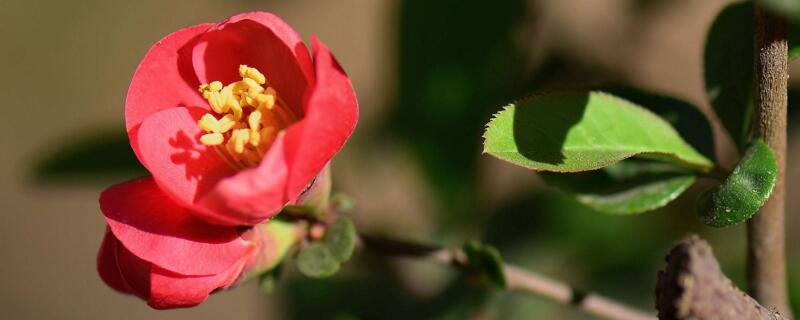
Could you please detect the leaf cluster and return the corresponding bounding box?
[482,1,784,226]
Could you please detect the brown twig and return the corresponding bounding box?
[656,235,784,320]
[750,4,791,317]
[360,235,655,320]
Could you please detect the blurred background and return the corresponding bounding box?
[1,0,799,319]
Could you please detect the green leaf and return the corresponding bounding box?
[600,86,715,160]
[297,243,340,278]
[704,1,755,150]
[463,240,506,288]
[324,218,357,263]
[697,139,777,227]
[764,0,800,22]
[32,128,146,182]
[541,160,696,215]
[483,91,714,173]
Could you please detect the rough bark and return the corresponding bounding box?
[656,235,784,320]
[749,4,791,317]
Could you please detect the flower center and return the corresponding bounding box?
[197,65,296,170]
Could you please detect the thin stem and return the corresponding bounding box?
[749,3,791,317]
[360,235,655,320]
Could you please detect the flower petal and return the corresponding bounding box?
[135,106,245,225]
[192,12,314,115]
[126,23,213,159]
[100,176,255,275]
[97,229,132,294]
[147,258,248,309]
[115,235,151,300]
[283,37,358,200]
[198,134,290,225]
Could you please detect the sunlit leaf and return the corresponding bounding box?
[483,91,714,173]
[705,1,755,150]
[697,139,777,227]
[600,86,715,160]
[297,243,340,278]
[541,160,696,215]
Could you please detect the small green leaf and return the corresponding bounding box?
[704,1,755,150]
[542,160,696,215]
[763,0,800,22]
[463,240,506,288]
[483,91,713,173]
[324,218,357,263]
[697,139,777,227]
[297,243,340,278]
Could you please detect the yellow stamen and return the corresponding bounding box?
[240,64,267,85]
[218,114,236,133]
[196,66,296,169]
[242,78,265,97]
[248,111,262,131]
[232,129,249,154]
[200,133,224,145]
[208,81,223,92]
[249,130,261,147]
[198,114,221,133]
[255,93,275,110]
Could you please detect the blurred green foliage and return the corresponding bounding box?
[32,127,145,182]
[386,0,528,230]
[704,1,755,151]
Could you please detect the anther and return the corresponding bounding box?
[248,111,262,131]
[254,93,275,110]
[196,65,293,169]
[200,133,224,146]
[218,114,236,133]
[240,65,266,84]
[198,114,221,133]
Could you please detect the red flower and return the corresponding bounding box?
[98,12,357,309]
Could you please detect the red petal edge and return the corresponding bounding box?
[126,23,213,160]
[283,36,358,200]
[100,176,256,275]
[97,228,132,294]
[192,12,314,116]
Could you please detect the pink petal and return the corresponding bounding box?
[192,12,314,115]
[115,236,152,300]
[126,23,213,159]
[97,229,132,294]
[100,176,256,275]
[147,258,248,309]
[198,134,290,225]
[282,37,358,200]
[135,106,244,225]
